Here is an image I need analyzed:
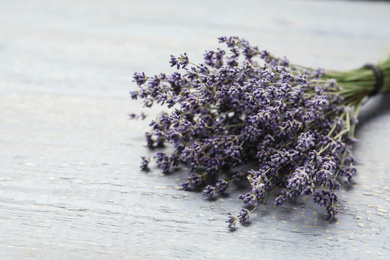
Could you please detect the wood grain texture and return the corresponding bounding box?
[1,0,390,259]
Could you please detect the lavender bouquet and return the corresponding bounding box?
[130,37,390,227]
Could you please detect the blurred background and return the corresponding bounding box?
[2,0,390,97]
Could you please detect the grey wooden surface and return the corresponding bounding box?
[1,0,390,259]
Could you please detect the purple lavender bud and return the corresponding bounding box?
[274,195,286,206]
[180,101,191,112]
[226,212,238,228]
[260,50,269,60]
[216,179,229,193]
[202,185,217,198]
[280,56,289,67]
[169,153,180,167]
[154,152,170,174]
[297,131,315,151]
[225,36,238,47]
[326,206,338,221]
[178,53,189,69]
[301,183,315,196]
[314,68,325,79]
[130,90,138,100]
[140,112,147,120]
[218,36,227,43]
[133,72,147,86]
[339,166,357,183]
[204,50,215,67]
[237,208,250,224]
[169,55,179,69]
[145,132,154,147]
[140,156,150,170]
[188,172,205,186]
[181,181,191,191]
[153,129,166,146]
[238,193,256,205]
[313,190,337,207]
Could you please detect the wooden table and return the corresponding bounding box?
[1,0,390,259]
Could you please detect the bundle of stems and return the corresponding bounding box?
[326,58,390,105]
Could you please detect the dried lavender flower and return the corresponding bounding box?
[140,156,150,170]
[131,36,390,227]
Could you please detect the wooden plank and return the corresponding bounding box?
[1,0,390,259]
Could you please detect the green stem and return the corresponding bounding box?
[323,57,390,108]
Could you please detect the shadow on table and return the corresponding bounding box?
[355,92,390,134]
